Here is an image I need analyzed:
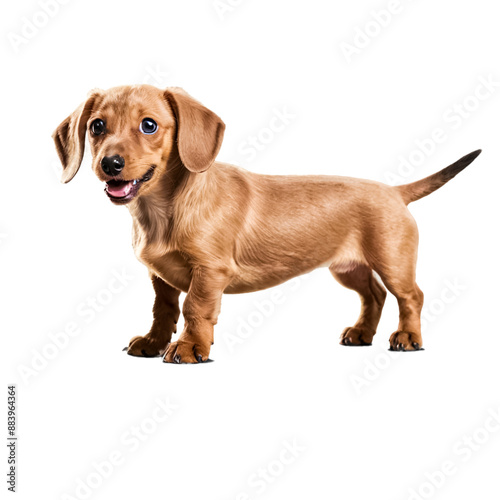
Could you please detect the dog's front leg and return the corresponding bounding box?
[127,274,181,357]
[164,267,229,364]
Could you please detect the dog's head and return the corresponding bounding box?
[53,85,225,204]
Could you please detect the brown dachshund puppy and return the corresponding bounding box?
[53,85,481,362]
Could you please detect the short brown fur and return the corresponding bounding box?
[53,85,481,361]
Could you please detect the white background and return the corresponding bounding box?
[2,1,500,499]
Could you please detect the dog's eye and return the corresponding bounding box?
[90,119,105,136]
[140,118,158,135]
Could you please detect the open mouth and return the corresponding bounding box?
[105,166,156,204]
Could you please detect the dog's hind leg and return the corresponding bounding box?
[330,264,387,346]
[127,274,181,357]
[376,265,424,351]
[371,215,424,351]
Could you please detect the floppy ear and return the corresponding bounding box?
[52,92,99,183]
[164,88,225,173]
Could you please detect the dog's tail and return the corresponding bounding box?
[396,150,482,205]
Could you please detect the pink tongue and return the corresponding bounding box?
[106,181,133,198]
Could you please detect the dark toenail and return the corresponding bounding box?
[412,342,420,350]
[197,355,203,363]
[174,354,181,364]
[122,346,128,351]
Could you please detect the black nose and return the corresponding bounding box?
[101,155,125,176]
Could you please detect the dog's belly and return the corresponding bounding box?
[224,267,310,293]
[146,254,319,294]
[137,231,367,295]
[225,250,365,294]
[224,219,368,293]
[142,251,337,294]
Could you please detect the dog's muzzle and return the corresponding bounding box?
[104,165,156,204]
[101,155,125,177]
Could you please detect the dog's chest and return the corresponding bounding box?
[133,236,192,292]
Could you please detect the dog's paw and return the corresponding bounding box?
[389,331,423,351]
[127,334,168,358]
[340,327,374,346]
[163,340,210,364]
